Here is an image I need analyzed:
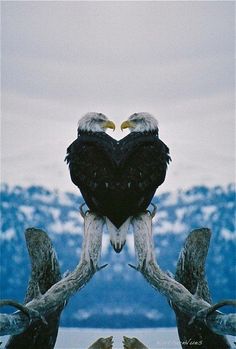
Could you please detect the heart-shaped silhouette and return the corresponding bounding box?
[66,112,171,252]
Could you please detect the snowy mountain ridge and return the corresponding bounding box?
[0,183,235,328]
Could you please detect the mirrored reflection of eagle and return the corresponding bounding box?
[116,112,171,227]
[65,112,171,252]
[65,112,117,219]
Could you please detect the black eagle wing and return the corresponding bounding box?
[117,133,171,214]
[65,133,117,214]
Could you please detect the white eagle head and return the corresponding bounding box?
[121,112,159,133]
[78,112,115,133]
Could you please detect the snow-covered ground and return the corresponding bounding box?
[1,328,235,349]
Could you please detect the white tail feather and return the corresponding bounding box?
[106,218,131,253]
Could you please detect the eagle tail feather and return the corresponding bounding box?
[106,217,131,253]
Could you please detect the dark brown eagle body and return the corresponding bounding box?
[65,130,171,228]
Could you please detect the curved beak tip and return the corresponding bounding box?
[121,120,130,131]
[105,120,116,131]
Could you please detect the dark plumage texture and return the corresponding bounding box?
[114,131,171,227]
[65,131,117,217]
[65,130,171,228]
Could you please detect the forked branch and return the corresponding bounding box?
[131,213,236,340]
[3,227,63,349]
[0,212,105,339]
[174,227,231,348]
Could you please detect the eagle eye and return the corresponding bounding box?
[130,113,139,122]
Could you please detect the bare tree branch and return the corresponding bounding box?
[174,228,231,348]
[4,227,62,349]
[0,213,105,338]
[196,300,236,321]
[131,213,236,338]
[0,300,41,321]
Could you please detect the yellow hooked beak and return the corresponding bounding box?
[120,120,135,131]
[103,120,116,131]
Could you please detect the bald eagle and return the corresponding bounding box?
[65,112,117,219]
[116,112,171,224]
[65,112,171,253]
[105,112,171,251]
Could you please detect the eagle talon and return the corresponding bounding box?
[147,203,157,218]
[79,203,90,218]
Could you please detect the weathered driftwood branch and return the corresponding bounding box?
[0,212,105,337]
[0,300,39,321]
[5,227,63,349]
[174,228,231,348]
[131,213,236,338]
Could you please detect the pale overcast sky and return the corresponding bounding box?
[1,1,235,193]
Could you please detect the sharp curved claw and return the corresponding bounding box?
[79,203,90,218]
[147,202,157,218]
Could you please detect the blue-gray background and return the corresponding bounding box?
[1,1,235,328]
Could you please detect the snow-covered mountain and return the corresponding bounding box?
[0,184,235,328]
